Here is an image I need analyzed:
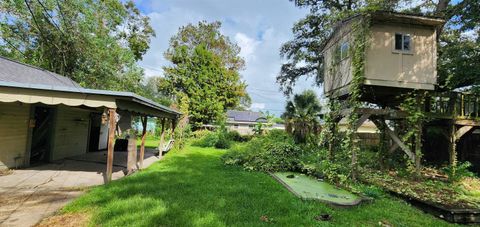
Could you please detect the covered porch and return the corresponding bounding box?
[0,82,181,182]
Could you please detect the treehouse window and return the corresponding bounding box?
[340,42,349,60]
[394,33,411,52]
[334,41,349,64]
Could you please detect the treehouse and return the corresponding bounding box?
[322,11,444,105]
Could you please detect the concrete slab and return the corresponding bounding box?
[0,149,161,227]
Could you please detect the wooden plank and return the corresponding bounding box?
[371,119,415,161]
[106,108,116,183]
[388,143,399,153]
[354,114,371,131]
[139,116,147,169]
[158,118,166,156]
[127,137,137,174]
[455,126,473,141]
[455,119,480,126]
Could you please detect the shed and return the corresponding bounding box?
[0,56,180,181]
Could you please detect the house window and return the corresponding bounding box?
[234,124,239,128]
[334,41,349,64]
[340,42,349,60]
[394,33,411,51]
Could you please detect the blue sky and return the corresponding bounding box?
[134,0,322,116]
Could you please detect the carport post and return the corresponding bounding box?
[106,108,117,183]
[158,118,166,156]
[139,115,148,169]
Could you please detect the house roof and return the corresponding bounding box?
[0,56,181,117]
[0,56,81,88]
[227,110,267,123]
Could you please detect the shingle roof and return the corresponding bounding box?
[0,56,181,116]
[0,56,81,88]
[227,110,266,123]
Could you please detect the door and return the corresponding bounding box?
[30,106,54,165]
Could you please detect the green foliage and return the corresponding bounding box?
[191,129,233,149]
[162,21,249,127]
[282,90,322,143]
[222,130,305,172]
[191,130,220,148]
[443,161,475,182]
[0,0,154,92]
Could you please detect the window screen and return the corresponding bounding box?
[395,33,403,50]
[403,35,411,51]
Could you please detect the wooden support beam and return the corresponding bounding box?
[455,119,480,127]
[171,119,177,136]
[354,113,371,131]
[454,125,473,141]
[106,108,117,183]
[371,119,415,161]
[388,143,399,154]
[158,118,166,156]
[139,115,148,169]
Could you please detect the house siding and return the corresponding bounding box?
[0,102,30,170]
[365,23,437,89]
[51,105,90,160]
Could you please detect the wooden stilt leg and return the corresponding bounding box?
[158,118,166,156]
[106,108,117,183]
[139,116,147,169]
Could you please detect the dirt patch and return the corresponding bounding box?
[35,212,90,227]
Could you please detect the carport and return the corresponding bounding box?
[0,56,181,182]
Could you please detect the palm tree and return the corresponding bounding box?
[282,90,322,143]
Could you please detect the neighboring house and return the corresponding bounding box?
[226,110,268,135]
[0,56,180,177]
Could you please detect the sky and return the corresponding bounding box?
[134,0,323,116]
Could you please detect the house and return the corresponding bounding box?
[322,11,444,104]
[226,110,269,135]
[0,56,180,181]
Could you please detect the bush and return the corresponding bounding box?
[191,130,219,147]
[443,161,475,182]
[191,129,233,149]
[222,130,305,172]
[215,133,232,149]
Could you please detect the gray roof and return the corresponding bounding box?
[0,56,81,88]
[0,56,181,116]
[227,110,266,123]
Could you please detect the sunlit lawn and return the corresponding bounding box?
[62,145,458,226]
[136,136,160,149]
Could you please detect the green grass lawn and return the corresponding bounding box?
[63,145,458,227]
[136,137,160,148]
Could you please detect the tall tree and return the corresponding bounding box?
[162,21,249,127]
[0,0,155,92]
[282,90,322,143]
[278,0,480,94]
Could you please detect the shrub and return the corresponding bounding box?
[215,133,232,149]
[191,129,233,149]
[222,130,305,172]
[443,161,475,182]
[191,131,219,147]
[226,130,243,142]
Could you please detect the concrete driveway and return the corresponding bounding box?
[0,150,161,227]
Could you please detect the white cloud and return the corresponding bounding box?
[250,102,265,110]
[137,0,313,116]
[234,33,260,61]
